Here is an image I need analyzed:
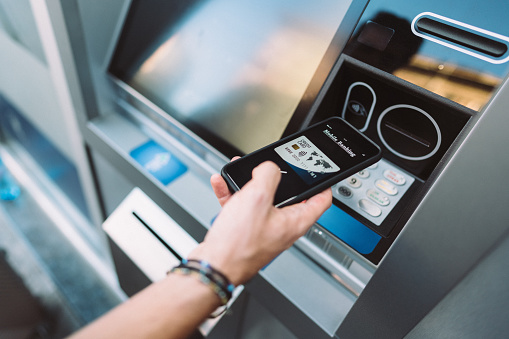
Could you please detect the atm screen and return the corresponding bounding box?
[109,0,367,157]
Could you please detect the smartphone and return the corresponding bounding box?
[221,117,382,207]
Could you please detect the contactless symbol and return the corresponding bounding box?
[341,82,377,132]
[348,100,367,117]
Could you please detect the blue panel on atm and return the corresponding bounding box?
[130,140,187,185]
[318,204,381,254]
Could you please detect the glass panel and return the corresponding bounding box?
[110,0,354,154]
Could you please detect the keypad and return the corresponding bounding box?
[332,159,415,226]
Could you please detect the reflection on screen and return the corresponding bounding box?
[113,0,352,154]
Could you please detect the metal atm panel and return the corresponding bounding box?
[58,0,509,337]
[338,77,509,339]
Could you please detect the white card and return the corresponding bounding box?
[274,136,340,174]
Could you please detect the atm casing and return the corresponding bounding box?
[55,0,509,337]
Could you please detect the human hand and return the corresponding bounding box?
[189,161,332,286]
[209,156,240,208]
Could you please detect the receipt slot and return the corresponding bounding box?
[103,188,197,290]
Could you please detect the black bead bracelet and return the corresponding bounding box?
[169,259,235,306]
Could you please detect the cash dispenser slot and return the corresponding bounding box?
[415,17,507,58]
[103,188,199,288]
[131,212,183,261]
[411,12,509,63]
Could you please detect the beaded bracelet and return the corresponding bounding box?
[169,259,235,307]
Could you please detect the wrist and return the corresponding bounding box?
[170,259,235,305]
[188,244,245,286]
[163,272,222,318]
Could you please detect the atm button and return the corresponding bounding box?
[359,199,382,217]
[376,179,398,196]
[347,176,362,188]
[366,189,390,206]
[357,169,370,178]
[384,169,406,186]
[337,186,353,198]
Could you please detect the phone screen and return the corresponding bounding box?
[222,117,381,205]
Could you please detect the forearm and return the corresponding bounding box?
[69,163,331,338]
[69,273,221,339]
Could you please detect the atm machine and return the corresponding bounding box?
[60,0,509,337]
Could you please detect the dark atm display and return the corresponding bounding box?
[109,0,368,158]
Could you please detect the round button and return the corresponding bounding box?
[347,176,362,188]
[337,186,353,198]
[357,170,370,178]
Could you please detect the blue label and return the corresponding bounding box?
[317,204,381,254]
[130,140,187,185]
